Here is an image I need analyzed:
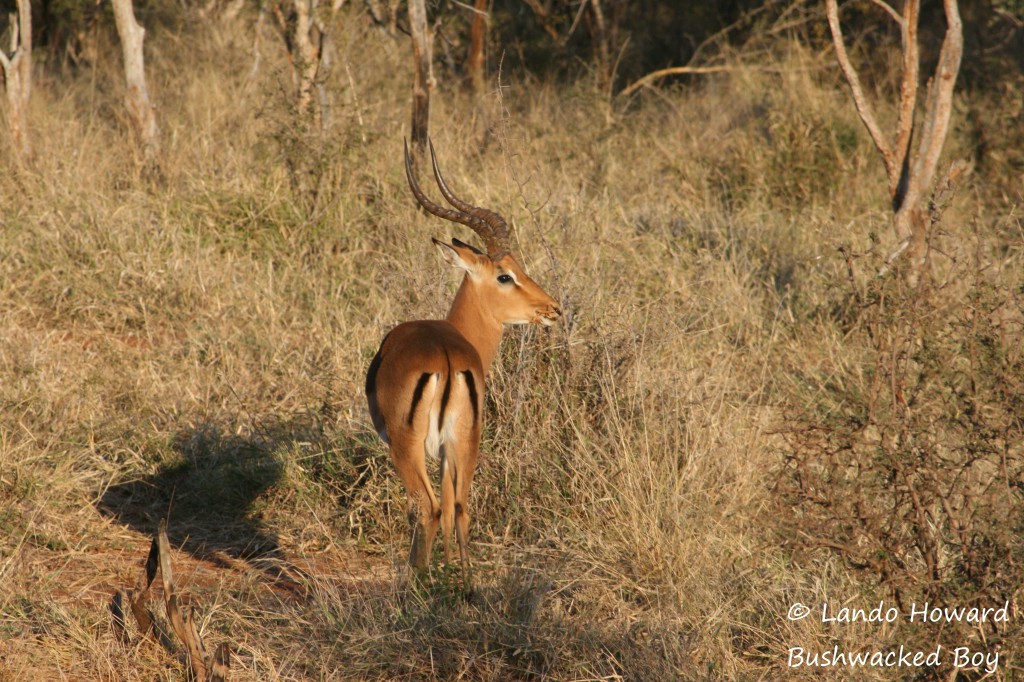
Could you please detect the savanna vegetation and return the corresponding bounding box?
[0,0,1022,679]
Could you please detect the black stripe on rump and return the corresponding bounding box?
[438,369,453,425]
[463,370,479,427]
[365,338,389,439]
[407,373,433,425]
[365,341,386,398]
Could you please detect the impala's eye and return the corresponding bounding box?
[497,274,514,285]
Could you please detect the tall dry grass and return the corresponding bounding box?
[0,6,1020,680]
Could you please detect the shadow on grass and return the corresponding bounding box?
[98,417,316,580]
[305,566,695,680]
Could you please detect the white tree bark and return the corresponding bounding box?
[826,0,963,283]
[111,0,161,166]
[293,0,321,122]
[0,0,33,161]
[272,0,339,129]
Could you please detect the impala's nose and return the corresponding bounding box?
[539,305,562,326]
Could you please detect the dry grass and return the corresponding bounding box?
[0,7,1021,681]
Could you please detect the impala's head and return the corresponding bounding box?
[405,140,562,327]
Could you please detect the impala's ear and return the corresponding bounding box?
[433,238,485,277]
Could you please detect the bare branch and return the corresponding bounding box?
[825,0,895,180]
[618,65,730,98]
[114,523,231,681]
[588,0,611,91]
[892,0,919,201]
[910,0,963,204]
[867,0,903,25]
[994,6,1024,29]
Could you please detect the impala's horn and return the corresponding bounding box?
[404,138,511,261]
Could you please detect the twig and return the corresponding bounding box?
[564,0,589,44]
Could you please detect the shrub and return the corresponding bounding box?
[776,205,1024,670]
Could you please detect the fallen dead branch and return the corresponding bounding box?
[111,520,230,682]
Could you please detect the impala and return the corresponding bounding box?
[366,140,561,584]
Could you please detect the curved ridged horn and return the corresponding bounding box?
[404,138,510,261]
[428,139,511,260]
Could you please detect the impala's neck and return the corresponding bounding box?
[446,276,504,372]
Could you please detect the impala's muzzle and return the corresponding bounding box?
[537,305,562,326]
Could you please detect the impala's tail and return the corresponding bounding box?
[365,334,390,443]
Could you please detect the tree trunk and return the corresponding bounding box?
[276,0,338,130]
[586,0,611,93]
[826,0,962,285]
[465,0,488,93]
[0,0,33,161]
[408,0,433,153]
[293,0,322,126]
[111,0,161,167]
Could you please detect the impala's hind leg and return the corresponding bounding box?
[439,450,455,565]
[389,435,440,575]
[444,436,478,589]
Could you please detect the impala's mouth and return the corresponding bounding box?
[537,307,562,326]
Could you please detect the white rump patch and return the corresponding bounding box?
[423,372,462,460]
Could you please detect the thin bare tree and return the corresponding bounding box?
[111,0,161,167]
[271,0,342,129]
[826,0,963,282]
[0,0,33,161]
[465,0,489,93]
[293,0,324,124]
[586,0,612,93]
[408,0,434,153]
